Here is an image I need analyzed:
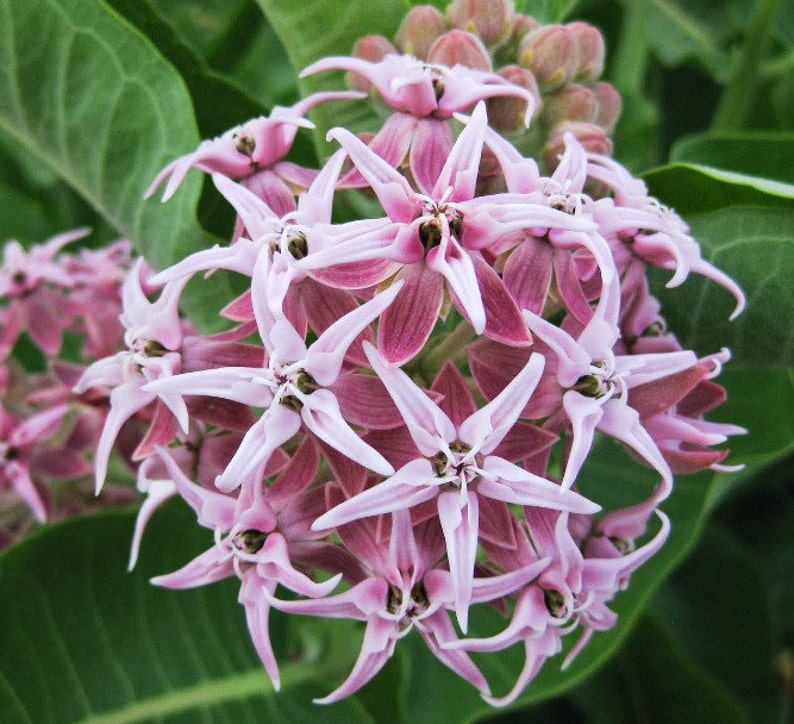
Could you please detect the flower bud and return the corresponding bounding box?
[447,0,514,46]
[349,35,397,93]
[486,64,541,131]
[395,5,447,60]
[518,24,577,91]
[544,121,612,170]
[427,29,492,71]
[541,83,599,127]
[567,21,605,82]
[593,81,622,133]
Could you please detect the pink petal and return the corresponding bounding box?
[238,572,281,690]
[364,342,455,455]
[215,405,301,492]
[427,238,484,333]
[304,281,402,387]
[314,617,396,704]
[481,455,600,514]
[128,478,177,570]
[459,352,544,455]
[332,372,404,430]
[378,264,444,365]
[410,117,454,196]
[438,490,479,632]
[326,126,416,222]
[430,362,478,427]
[151,546,235,589]
[311,458,439,531]
[300,389,394,476]
[5,462,49,522]
[502,238,554,315]
[560,391,603,490]
[432,101,487,202]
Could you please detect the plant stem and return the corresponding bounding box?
[612,1,649,96]
[422,319,476,379]
[712,0,783,131]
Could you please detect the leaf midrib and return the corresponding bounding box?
[76,667,288,724]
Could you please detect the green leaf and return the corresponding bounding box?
[0,503,374,723]
[521,0,581,23]
[631,0,731,76]
[670,133,794,185]
[0,0,215,270]
[104,0,269,138]
[569,613,749,724]
[650,528,784,723]
[643,163,794,214]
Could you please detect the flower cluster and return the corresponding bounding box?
[0,231,136,541]
[4,0,746,707]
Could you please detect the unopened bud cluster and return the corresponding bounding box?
[357,1,621,168]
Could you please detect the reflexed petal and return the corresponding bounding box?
[326,127,416,222]
[459,352,544,454]
[304,281,402,386]
[481,455,600,514]
[364,341,456,454]
[239,572,281,690]
[216,406,301,492]
[560,391,603,490]
[427,237,485,333]
[300,389,394,476]
[128,478,177,571]
[314,617,396,704]
[438,490,479,632]
[433,101,487,202]
[378,263,444,365]
[312,458,439,531]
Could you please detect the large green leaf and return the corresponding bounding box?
[630,0,735,76]
[0,502,375,723]
[569,613,749,724]
[649,528,784,723]
[0,0,214,270]
[670,133,794,185]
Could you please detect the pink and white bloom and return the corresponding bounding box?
[0,403,78,522]
[267,508,550,703]
[145,283,402,492]
[301,103,535,363]
[148,442,341,691]
[145,92,362,211]
[522,305,699,498]
[73,259,190,492]
[314,342,599,631]
[302,53,536,194]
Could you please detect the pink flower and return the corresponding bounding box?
[73,259,190,492]
[313,342,598,631]
[145,92,362,208]
[148,442,341,691]
[267,508,550,703]
[300,103,537,363]
[1,403,74,521]
[145,282,403,492]
[0,228,91,356]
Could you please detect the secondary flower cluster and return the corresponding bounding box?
[0,231,136,541]
[2,1,745,706]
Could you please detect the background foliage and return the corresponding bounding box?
[1,0,792,721]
